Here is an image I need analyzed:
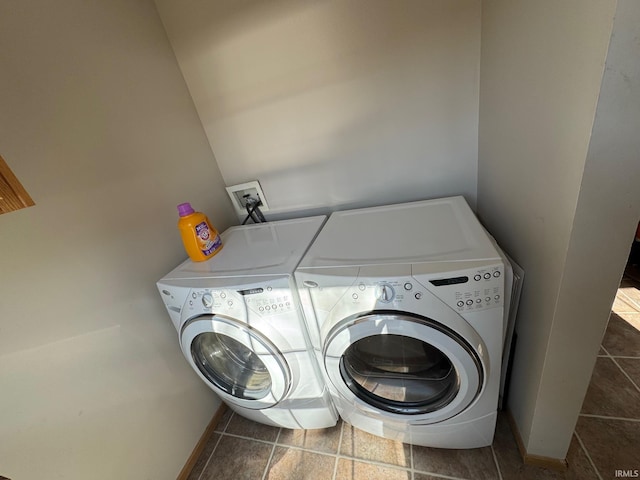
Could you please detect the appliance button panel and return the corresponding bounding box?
[185,287,296,318]
[248,293,294,316]
[452,267,504,312]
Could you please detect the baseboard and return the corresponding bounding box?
[506,410,568,471]
[177,403,228,480]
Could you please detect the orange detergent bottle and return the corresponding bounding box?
[177,202,223,262]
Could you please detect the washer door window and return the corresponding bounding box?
[181,315,291,409]
[324,312,484,423]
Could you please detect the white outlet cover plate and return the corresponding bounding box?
[226,180,270,216]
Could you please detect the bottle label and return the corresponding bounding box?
[195,221,222,256]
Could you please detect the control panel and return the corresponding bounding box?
[182,285,295,318]
[345,279,427,306]
[441,266,504,313]
[340,266,504,314]
[242,286,294,316]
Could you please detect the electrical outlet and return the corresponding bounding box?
[226,181,269,215]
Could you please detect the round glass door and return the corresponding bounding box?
[340,334,459,414]
[180,315,291,408]
[191,332,272,400]
[324,312,484,421]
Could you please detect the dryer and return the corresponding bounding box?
[295,197,512,448]
[157,216,338,430]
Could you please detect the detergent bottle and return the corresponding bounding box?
[177,202,223,262]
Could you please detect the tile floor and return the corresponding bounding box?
[187,267,640,480]
[576,265,640,479]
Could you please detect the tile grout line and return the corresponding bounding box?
[196,434,224,480]
[574,430,604,480]
[490,443,504,480]
[198,411,235,480]
[410,472,469,480]
[331,420,345,480]
[410,442,414,480]
[214,428,487,480]
[215,420,490,480]
[219,428,420,471]
[617,289,640,312]
[609,355,640,394]
[260,428,280,480]
[579,413,640,423]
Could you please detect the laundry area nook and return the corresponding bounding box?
[1,1,639,480]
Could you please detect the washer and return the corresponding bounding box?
[295,196,513,448]
[157,216,338,430]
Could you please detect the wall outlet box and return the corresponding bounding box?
[226,180,269,216]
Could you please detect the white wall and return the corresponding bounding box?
[154,0,481,215]
[0,1,236,478]
[479,0,640,459]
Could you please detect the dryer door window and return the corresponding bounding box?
[181,315,291,409]
[324,312,484,422]
[340,334,458,414]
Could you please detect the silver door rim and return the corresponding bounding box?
[323,311,484,422]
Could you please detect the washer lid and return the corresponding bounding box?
[163,216,326,280]
[298,196,500,269]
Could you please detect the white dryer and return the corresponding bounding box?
[157,216,338,430]
[295,197,512,448]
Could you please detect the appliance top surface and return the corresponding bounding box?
[298,197,500,269]
[163,216,326,279]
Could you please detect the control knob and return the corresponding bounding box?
[376,284,395,303]
[202,293,213,308]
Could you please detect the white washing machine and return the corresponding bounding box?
[295,196,513,448]
[157,216,338,430]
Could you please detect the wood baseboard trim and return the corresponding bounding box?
[506,410,568,472]
[177,403,228,480]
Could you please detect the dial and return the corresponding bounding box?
[202,293,213,308]
[376,283,395,303]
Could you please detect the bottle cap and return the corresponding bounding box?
[177,202,195,217]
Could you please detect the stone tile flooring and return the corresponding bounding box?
[187,268,640,480]
[575,266,640,479]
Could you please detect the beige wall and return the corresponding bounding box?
[154,0,481,215]
[479,0,640,459]
[0,1,236,478]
